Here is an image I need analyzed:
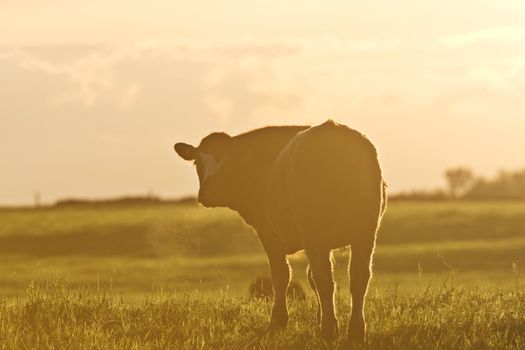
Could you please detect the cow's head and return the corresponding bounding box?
[174,132,233,207]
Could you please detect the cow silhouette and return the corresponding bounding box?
[174,120,387,343]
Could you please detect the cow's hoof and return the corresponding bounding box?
[346,338,364,350]
[270,306,288,331]
[321,321,339,342]
[348,322,365,345]
[348,335,364,344]
[269,316,288,331]
[347,333,365,346]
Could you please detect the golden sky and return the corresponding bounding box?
[1,1,525,204]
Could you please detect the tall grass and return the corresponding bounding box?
[0,276,523,349]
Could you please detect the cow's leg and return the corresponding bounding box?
[348,241,374,344]
[268,252,290,329]
[306,249,338,340]
[306,264,321,324]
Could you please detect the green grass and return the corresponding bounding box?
[0,200,523,299]
[0,277,523,349]
[0,200,524,348]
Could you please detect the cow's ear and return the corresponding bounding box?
[174,142,197,160]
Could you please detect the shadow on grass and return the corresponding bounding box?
[0,224,154,257]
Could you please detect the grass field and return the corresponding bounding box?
[1,278,523,349]
[0,200,524,348]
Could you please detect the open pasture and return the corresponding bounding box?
[0,200,524,348]
[0,200,523,299]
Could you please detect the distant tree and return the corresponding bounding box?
[445,167,474,198]
[465,168,525,199]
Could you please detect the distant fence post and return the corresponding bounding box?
[34,191,41,208]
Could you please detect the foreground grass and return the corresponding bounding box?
[0,201,524,348]
[1,280,523,349]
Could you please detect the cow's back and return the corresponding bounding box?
[264,120,385,252]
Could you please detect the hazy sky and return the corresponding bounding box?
[1,1,525,205]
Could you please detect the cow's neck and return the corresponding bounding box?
[225,182,265,228]
[216,125,310,228]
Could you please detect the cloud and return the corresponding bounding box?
[204,95,233,123]
[0,41,302,110]
[439,26,525,47]
[3,36,525,124]
[118,82,141,110]
[2,36,525,203]
[11,46,120,107]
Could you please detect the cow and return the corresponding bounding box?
[174,120,387,344]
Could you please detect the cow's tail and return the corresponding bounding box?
[380,179,388,217]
